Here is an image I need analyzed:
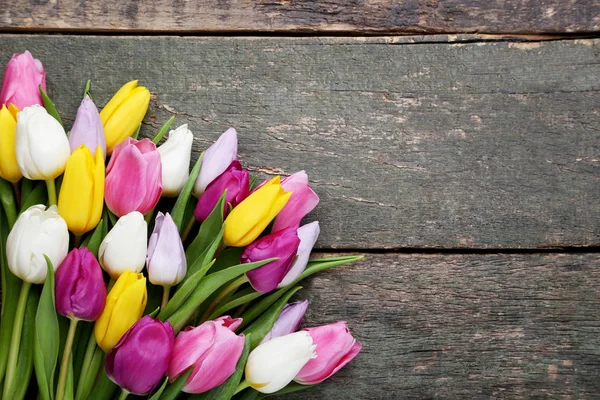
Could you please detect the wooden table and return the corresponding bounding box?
[2,1,599,398]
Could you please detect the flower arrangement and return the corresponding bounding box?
[0,51,362,400]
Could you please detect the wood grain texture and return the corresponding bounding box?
[1,0,599,34]
[1,36,599,249]
[286,252,600,399]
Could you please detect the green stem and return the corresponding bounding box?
[56,318,79,400]
[117,389,129,400]
[200,275,248,323]
[2,282,31,398]
[74,234,82,248]
[234,379,251,395]
[161,286,170,310]
[45,179,57,206]
[144,207,155,224]
[75,332,97,400]
[181,215,195,242]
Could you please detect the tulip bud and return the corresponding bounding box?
[106,316,174,395]
[105,138,162,216]
[192,128,237,197]
[99,212,147,279]
[295,322,362,385]
[0,51,46,110]
[261,301,309,344]
[147,212,186,287]
[272,171,319,232]
[168,316,245,394]
[94,271,148,352]
[242,227,300,293]
[158,124,194,197]
[194,160,249,222]
[277,222,320,288]
[100,80,150,154]
[57,146,105,235]
[16,105,70,180]
[0,104,21,182]
[246,331,316,394]
[68,95,106,159]
[6,204,69,284]
[223,176,291,247]
[55,248,106,321]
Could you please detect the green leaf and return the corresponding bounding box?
[87,368,117,400]
[209,289,263,321]
[64,353,75,400]
[33,258,60,400]
[74,343,103,400]
[72,322,93,390]
[147,306,161,318]
[148,377,169,400]
[105,208,118,227]
[19,181,47,214]
[132,123,142,139]
[0,177,17,228]
[172,153,203,232]
[211,247,244,273]
[40,86,64,127]
[249,175,259,191]
[157,367,193,400]
[83,79,92,99]
[235,389,260,400]
[20,178,36,207]
[307,255,364,264]
[151,116,176,144]
[237,287,288,331]
[261,383,315,397]
[80,219,106,257]
[185,191,226,266]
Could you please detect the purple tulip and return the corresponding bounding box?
[277,221,320,288]
[193,128,237,197]
[68,95,106,159]
[0,51,46,110]
[54,248,106,321]
[194,160,250,222]
[147,212,186,287]
[242,227,300,293]
[261,301,309,344]
[106,316,174,395]
[272,171,319,232]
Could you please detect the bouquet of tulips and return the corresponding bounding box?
[0,51,362,400]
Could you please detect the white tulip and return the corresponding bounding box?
[158,124,194,197]
[6,204,69,283]
[16,105,70,180]
[192,127,237,197]
[245,331,316,394]
[277,221,320,288]
[99,211,147,279]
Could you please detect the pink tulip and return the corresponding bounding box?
[242,227,300,293]
[68,95,106,158]
[105,138,162,216]
[106,316,174,395]
[0,51,46,110]
[261,301,309,344]
[272,171,319,232]
[168,316,245,394]
[295,322,362,385]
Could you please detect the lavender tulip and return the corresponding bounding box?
[261,301,309,344]
[192,128,237,197]
[277,221,320,288]
[68,95,106,158]
[147,212,186,287]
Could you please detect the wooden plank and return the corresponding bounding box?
[1,1,599,34]
[288,252,600,399]
[1,36,599,249]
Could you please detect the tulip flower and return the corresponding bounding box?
[106,316,174,395]
[272,171,320,232]
[95,271,148,352]
[295,322,362,385]
[0,104,21,182]
[105,138,162,216]
[55,248,106,321]
[147,212,186,287]
[245,331,316,394]
[168,316,245,394]
[68,95,106,158]
[158,124,194,197]
[242,227,300,293]
[192,128,237,197]
[99,212,148,279]
[100,80,150,154]
[0,50,46,110]
[57,146,104,235]
[194,160,249,222]
[277,221,320,288]
[223,176,291,247]
[6,204,69,284]
[261,301,309,344]
[15,105,70,180]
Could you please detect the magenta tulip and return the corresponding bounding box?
[105,138,162,216]
[68,95,106,158]
[106,316,174,395]
[295,322,362,385]
[242,227,300,293]
[261,301,309,344]
[193,128,237,197]
[272,171,320,232]
[168,316,245,394]
[54,248,106,321]
[147,212,186,287]
[194,160,249,221]
[0,51,46,110]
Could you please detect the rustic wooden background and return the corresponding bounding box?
[1,1,599,399]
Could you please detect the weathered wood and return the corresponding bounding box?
[288,252,600,399]
[1,1,599,34]
[1,36,599,249]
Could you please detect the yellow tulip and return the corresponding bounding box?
[0,104,21,182]
[100,80,150,154]
[94,271,147,352]
[223,176,292,247]
[57,145,105,235]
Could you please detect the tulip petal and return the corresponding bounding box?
[105,143,147,216]
[99,80,137,124]
[168,322,216,380]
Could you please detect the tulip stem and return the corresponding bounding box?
[56,318,79,400]
[45,179,57,206]
[234,379,251,395]
[2,281,31,399]
[161,286,170,310]
[74,234,82,248]
[200,275,248,323]
[117,389,129,400]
